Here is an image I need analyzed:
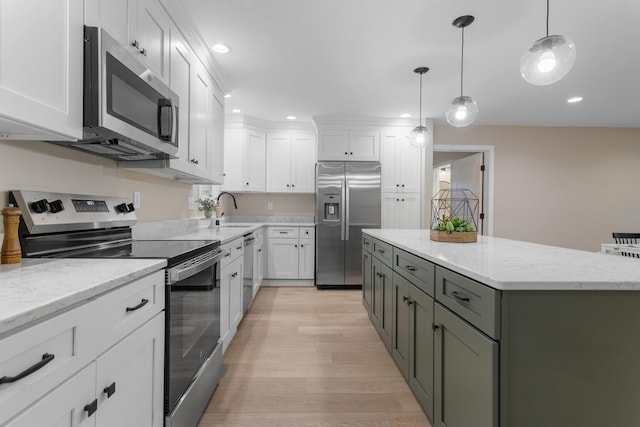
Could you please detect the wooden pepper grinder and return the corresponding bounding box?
[1,205,22,264]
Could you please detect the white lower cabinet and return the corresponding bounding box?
[381,193,421,229]
[0,271,165,427]
[253,235,265,297]
[220,237,244,352]
[266,226,315,281]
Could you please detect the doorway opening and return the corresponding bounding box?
[432,145,494,236]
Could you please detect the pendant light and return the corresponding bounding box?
[408,67,430,148]
[446,15,478,128]
[520,0,576,85]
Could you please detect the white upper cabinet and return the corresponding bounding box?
[208,90,225,184]
[189,61,211,176]
[86,0,170,84]
[317,129,379,161]
[266,133,316,193]
[222,127,266,192]
[0,0,83,141]
[380,129,422,193]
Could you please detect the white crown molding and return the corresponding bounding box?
[225,114,316,132]
[158,0,229,95]
[312,116,433,129]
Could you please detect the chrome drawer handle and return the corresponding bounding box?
[451,291,470,302]
[126,298,149,312]
[405,265,417,271]
[0,353,55,385]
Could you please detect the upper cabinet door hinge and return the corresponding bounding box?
[480,164,486,172]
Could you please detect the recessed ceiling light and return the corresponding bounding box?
[286,115,297,120]
[567,96,583,103]
[224,93,231,98]
[212,43,231,54]
[232,108,241,113]
[401,113,411,118]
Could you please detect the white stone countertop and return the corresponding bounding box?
[364,229,640,291]
[169,222,315,244]
[0,258,166,336]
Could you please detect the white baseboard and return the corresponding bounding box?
[262,279,315,287]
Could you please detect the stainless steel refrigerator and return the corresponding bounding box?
[315,161,381,289]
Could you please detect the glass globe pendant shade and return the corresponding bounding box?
[445,96,478,127]
[520,34,576,85]
[408,125,430,148]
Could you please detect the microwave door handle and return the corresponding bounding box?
[173,104,179,146]
[157,98,172,141]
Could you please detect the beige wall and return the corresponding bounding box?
[0,141,201,230]
[435,125,640,251]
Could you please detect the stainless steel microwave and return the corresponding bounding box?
[60,26,179,161]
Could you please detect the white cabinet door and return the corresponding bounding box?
[95,314,164,427]
[220,262,231,350]
[244,130,266,191]
[0,0,83,140]
[398,137,422,193]
[168,33,192,175]
[380,132,400,193]
[6,363,97,427]
[189,62,210,176]
[208,90,225,184]
[399,194,421,229]
[267,238,299,279]
[221,128,244,191]
[266,134,293,192]
[381,194,400,229]
[298,238,315,280]
[229,257,243,333]
[291,134,316,193]
[348,130,379,161]
[317,130,348,161]
[86,0,136,55]
[137,0,170,84]
[253,239,265,296]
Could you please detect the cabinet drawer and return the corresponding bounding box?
[299,226,314,239]
[435,266,501,340]
[96,270,165,354]
[268,226,299,239]
[0,301,98,425]
[372,238,393,266]
[362,234,373,253]
[221,237,244,268]
[394,248,435,297]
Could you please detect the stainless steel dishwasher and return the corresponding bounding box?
[243,233,255,312]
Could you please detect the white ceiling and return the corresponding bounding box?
[179,0,640,128]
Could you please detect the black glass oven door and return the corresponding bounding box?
[166,262,220,412]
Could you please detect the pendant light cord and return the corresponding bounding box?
[460,26,465,97]
[546,0,550,37]
[419,72,423,126]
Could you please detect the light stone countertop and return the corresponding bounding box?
[0,258,166,336]
[364,229,640,291]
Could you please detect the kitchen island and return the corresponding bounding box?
[362,229,640,427]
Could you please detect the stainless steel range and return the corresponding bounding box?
[10,190,226,427]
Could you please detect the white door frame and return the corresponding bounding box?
[432,145,495,236]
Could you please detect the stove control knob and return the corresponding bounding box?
[115,203,129,213]
[31,199,49,213]
[126,203,135,212]
[49,200,64,214]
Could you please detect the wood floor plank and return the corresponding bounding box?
[198,287,431,426]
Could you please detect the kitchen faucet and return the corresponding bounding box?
[216,191,238,209]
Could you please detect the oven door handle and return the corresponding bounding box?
[168,251,223,285]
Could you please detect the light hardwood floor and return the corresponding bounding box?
[198,287,431,426]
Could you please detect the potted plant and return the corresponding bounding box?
[197,197,218,218]
[430,189,479,243]
[430,215,477,242]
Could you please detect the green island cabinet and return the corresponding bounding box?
[362,232,640,427]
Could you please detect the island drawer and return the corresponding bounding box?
[362,234,373,253]
[0,300,98,425]
[435,266,501,340]
[393,248,435,297]
[299,227,314,238]
[372,238,393,266]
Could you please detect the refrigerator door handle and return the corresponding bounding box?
[341,178,346,241]
[345,178,350,241]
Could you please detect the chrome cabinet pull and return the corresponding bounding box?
[126,298,149,312]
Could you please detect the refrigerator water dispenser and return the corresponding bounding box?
[323,195,340,221]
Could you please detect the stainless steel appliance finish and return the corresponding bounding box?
[10,190,225,427]
[242,233,255,312]
[315,162,381,288]
[52,26,179,161]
